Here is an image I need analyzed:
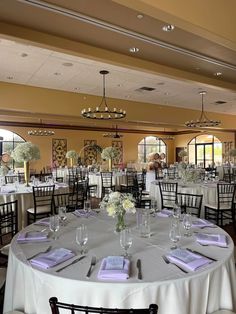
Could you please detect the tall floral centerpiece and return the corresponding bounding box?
[100,191,136,232]
[11,142,40,186]
[66,150,78,167]
[101,146,119,171]
[178,150,188,162]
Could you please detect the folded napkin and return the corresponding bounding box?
[166,248,212,271]
[34,217,50,226]
[73,209,96,218]
[30,248,75,269]
[196,233,228,247]
[98,256,130,280]
[192,219,215,228]
[157,209,173,217]
[17,231,49,243]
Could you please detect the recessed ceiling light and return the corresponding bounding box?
[157,82,165,85]
[214,72,222,76]
[62,62,73,67]
[6,76,13,80]
[21,53,28,57]
[54,72,61,76]
[74,87,80,91]
[129,47,139,53]
[162,24,175,32]
[137,14,144,19]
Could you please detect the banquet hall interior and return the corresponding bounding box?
[0,1,236,314]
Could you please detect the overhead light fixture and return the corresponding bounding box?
[129,47,139,53]
[28,130,55,136]
[81,70,126,120]
[28,119,55,136]
[185,91,221,128]
[103,125,123,139]
[162,24,175,32]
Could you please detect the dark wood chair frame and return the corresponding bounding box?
[177,193,203,217]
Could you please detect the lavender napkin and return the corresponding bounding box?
[166,248,212,271]
[196,233,228,247]
[73,210,96,218]
[157,209,173,217]
[34,217,50,226]
[30,248,75,269]
[0,186,16,194]
[192,219,215,228]
[17,231,49,243]
[98,256,130,280]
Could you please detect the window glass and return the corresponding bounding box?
[138,136,166,162]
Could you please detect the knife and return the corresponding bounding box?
[136,259,142,280]
[56,255,86,272]
[186,248,217,261]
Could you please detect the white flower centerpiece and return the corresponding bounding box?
[11,142,40,186]
[66,150,78,167]
[100,191,136,232]
[101,146,119,171]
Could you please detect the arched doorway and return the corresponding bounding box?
[188,134,222,167]
[138,136,167,162]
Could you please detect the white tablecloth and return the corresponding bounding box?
[4,212,236,314]
[0,183,68,229]
[149,180,218,217]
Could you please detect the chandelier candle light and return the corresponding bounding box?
[81,70,126,120]
[11,142,40,186]
[185,91,221,128]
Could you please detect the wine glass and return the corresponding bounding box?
[169,221,181,250]
[120,228,132,257]
[84,200,91,216]
[58,206,67,226]
[76,224,88,254]
[151,199,158,216]
[49,215,60,240]
[183,213,192,237]
[173,202,181,219]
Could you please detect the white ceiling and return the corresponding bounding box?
[1,37,236,115]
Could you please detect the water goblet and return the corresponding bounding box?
[183,213,192,237]
[173,203,181,219]
[76,224,88,254]
[169,221,181,250]
[58,206,67,226]
[151,199,158,216]
[49,215,60,240]
[120,228,132,257]
[84,200,91,216]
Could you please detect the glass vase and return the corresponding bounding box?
[115,213,126,233]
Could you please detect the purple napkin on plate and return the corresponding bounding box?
[0,186,16,194]
[98,256,130,280]
[17,231,49,243]
[73,210,96,218]
[166,248,212,271]
[30,248,75,269]
[157,209,173,217]
[34,217,50,226]
[192,219,215,228]
[196,233,228,247]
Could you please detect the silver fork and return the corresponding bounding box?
[86,256,96,278]
[27,245,52,260]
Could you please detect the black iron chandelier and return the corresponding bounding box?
[81,70,126,120]
[185,91,221,128]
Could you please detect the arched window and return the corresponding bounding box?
[138,136,166,162]
[0,129,25,168]
[188,134,222,167]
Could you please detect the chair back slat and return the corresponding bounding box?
[177,193,203,217]
[0,200,18,244]
[159,182,178,209]
[49,297,158,314]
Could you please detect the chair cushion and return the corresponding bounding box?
[211,310,236,314]
[0,267,7,289]
[27,205,51,214]
[0,243,10,256]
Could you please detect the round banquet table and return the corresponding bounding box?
[0,182,69,229]
[3,212,236,314]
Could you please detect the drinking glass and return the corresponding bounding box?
[151,199,158,216]
[173,202,181,219]
[58,206,67,225]
[140,212,151,238]
[120,228,132,257]
[169,221,181,249]
[14,179,20,192]
[84,200,91,215]
[183,213,192,237]
[49,215,60,240]
[76,224,88,254]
